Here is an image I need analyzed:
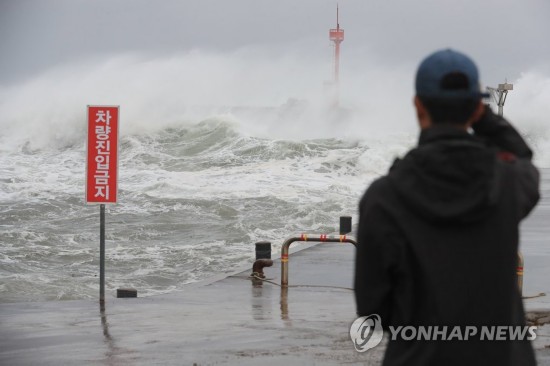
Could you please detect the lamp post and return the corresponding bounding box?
[486,82,524,294]
[486,82,513,116]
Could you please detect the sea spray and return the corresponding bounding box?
[1,51,548,302]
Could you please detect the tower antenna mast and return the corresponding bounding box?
[329,4,345,106]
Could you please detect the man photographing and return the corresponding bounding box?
[354,49,539,365]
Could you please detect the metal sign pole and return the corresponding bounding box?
[100,204,106,303]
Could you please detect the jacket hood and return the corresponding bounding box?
[388,126,498,223]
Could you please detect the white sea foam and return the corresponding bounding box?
[0,50,548,302]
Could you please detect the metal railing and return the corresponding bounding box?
[278,234,524,295]
[517,252,524,295]
[280,234,357,287]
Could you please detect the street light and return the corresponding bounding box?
[486,82,513,116]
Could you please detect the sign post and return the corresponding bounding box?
[100,203,105,302]
[86,105,119,303]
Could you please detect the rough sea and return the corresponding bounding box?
[0,106,417,302]
[1,55,549,303]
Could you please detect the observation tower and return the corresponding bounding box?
[329,5,344,106]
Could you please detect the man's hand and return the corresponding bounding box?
[468,101,488,127]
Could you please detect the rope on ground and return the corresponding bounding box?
[522,292,546,299]
[233,275,546,296]
[247,273,353,291]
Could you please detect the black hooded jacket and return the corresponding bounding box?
[354,107,539,366]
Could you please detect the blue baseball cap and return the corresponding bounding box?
[415,49,489,99]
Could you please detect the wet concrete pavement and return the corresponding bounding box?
[1,236,549,365]
[0,242,387,365]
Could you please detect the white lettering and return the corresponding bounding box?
[480,326,495,340]
[495,326,507,341]
[94,185,109,199]
[432,326,447,341]
[388,326,402,341]
[383,325,537,342]
[417,326,432,340]
[447,326,462,341]
[95,140,110,151]
[464,326,477,340]
[528,326,537,341]
[95,110,112,124]
[96,155,110,170]
[401,326,416,341]
[95,125,111,135]
[508,326,529,340]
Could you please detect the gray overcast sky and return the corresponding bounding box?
[1,0,549,86]
[1,0,550,151]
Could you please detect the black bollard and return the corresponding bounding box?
[117,288,137,298]
[255,241,271,260]
[340,216,352,235]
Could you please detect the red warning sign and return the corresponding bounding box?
[86,106,119,204]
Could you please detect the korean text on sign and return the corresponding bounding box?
[86,106,119,204]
